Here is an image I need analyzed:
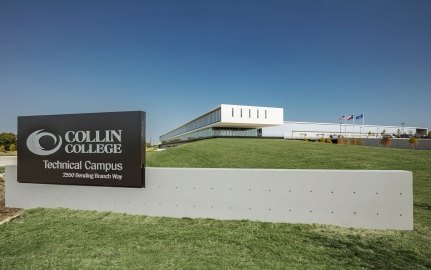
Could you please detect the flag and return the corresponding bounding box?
[339,115,345,121]
[347,115,354,120]
[356,114,363,120]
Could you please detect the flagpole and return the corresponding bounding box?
[344,114,347,137]
[353,115,355,137]
[339,115,344,137]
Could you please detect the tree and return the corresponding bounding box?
[428,131,431,138]
[396,129,401,138]
[9,143,16,152]
[0,145,5,153]
[0,132,17,150]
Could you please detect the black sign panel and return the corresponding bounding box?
[17,111,145,188]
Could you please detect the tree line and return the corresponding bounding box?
[0,132,17,152]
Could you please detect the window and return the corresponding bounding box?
[232,108,234,117]
[249,109,251,118]
[257,109,259,118]
[160,108,222,141]
[240,108,243,118]
[265,110,267,119]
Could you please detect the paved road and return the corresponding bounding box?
[0,156,17,166]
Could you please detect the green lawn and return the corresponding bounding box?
[1,138,430,269]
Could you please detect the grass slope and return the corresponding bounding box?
[1,138,430,269]
[148,139,431,225]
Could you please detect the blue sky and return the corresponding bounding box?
[1,0,430,142]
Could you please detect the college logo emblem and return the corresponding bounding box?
[26,129,62,156]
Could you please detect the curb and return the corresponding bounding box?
[0,211,23,225]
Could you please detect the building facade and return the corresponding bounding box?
[160,104,428,145]
[262,121,428,139]
[160,104,283,145]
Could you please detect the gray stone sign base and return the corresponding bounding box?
[5,165,413,230]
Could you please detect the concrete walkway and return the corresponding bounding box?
[0,156,17,166]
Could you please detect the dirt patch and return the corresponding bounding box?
[0,174,22,222]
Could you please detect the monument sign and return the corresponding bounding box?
[17,111,145,187]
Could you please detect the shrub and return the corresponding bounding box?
[303,137,308,142]
[351,138,363,146]
[325,138,332,144]
[408,137,417,149]
[9,143,16,151]
[380,136,391,148]
[319,137,325,143]
[0,145,5,153]
[337,136,344,144]
[344,138,350,145]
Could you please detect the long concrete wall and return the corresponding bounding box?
[5,165,413,230]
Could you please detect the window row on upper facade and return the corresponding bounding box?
[160,108,221,141]
[231,107,267,119]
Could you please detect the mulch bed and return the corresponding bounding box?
[0,176,22,222]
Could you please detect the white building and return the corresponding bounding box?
[262,121,428,139]
[160,104,428,145]
[160,104,283,144]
